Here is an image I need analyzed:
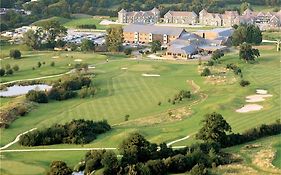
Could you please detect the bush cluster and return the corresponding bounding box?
[9,49,21,59]
[240,80,250,87]
[19,119,111,146]
[226,63,242,76]
[169,90,191,104]
[201,68,211,76]
[222,120,281,147]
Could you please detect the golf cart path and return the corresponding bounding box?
[0,128,37,150]
[0,128,190,153]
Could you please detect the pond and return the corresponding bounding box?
[0,84,52,97]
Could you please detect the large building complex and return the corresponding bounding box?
[123,24,233,59]
[123,24,185,44]
[199,9,240,27]
[163,11,198,25]
[240,9,281,30]
[118,8,160,24]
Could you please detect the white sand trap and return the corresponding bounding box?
[142,74,160,77]
[89,66,95,69]
[121,67,128,70]
[236,104,263,113]
[52,56,59,59]
[246,94,273,102]
[256,89,268,95]
[74,59,82,62]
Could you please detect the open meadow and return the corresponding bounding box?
[0,44,280,174]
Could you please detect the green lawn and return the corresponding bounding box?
[0,50,126,83]
[32,15,118,30]
[0,45,280,174]
[263,31,281,40]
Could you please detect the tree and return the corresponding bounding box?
[196,112,231,145]
[240,2,251,14]
[40,20,67,48]
[5,64,11,70]
[81,39,95,51]
[23,29,43,50]
[101,151,119,175]
[201,68,211,76]
[232,24,262,46]
[26,90,48,103]
[37,62,42,68]
[50,61,55,67]
[120,133,157,165]
[240,80,250,87]
[124,48,132,55]
[106,26,124,52]
[13,65,19,71]
[150,40,161,53]
[190,164,208,175]
[48,160,72,175]
[5,69,13,75]
[145,159,167,175]
[9,49,21,59]
[211,50,224,62]
[239,43,260,62]
[0,68,5,76]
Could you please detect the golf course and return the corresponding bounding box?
[0,42,280,174]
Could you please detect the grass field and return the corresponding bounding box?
[0,44,280,174]
[33,15,117,30]
[213,134,281,175]
[263,31,281,40]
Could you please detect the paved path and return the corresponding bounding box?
[0,128,37,150]
[167,135,190,147]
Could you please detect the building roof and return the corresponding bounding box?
[123,24,185,36]
[165,11,197,17]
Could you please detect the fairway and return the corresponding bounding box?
[0,45,280,174]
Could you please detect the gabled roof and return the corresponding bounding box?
[165,11,197,17]
[123,24,185,37]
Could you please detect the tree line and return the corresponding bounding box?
[47,112,281,175]
[19,119,111,146]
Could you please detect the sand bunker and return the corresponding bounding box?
[74,59,82,62]
[236,104,263,113]
[52,56,59,59]
[121,67,128,70]
[256,89,268,95]
[88,66,95,69]
[246,94,273,102]
[142,74,160,77]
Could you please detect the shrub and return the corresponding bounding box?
[5,69,13,75]
[0,68,5,76]
[206,60,214,66]
[50,61,55,67]
[37,62,42,68]
[201,68,211,76]
[124,114,130,121]
[124,48,132,55]
[190,164,208,175]
[240,80,250,87]
[9,49,21,59]
[5,64,11,70]
[158,101,161,106]
[26,90,48,103]
[13,65,19,71]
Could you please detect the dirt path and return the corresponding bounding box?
[0,128,37,150]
